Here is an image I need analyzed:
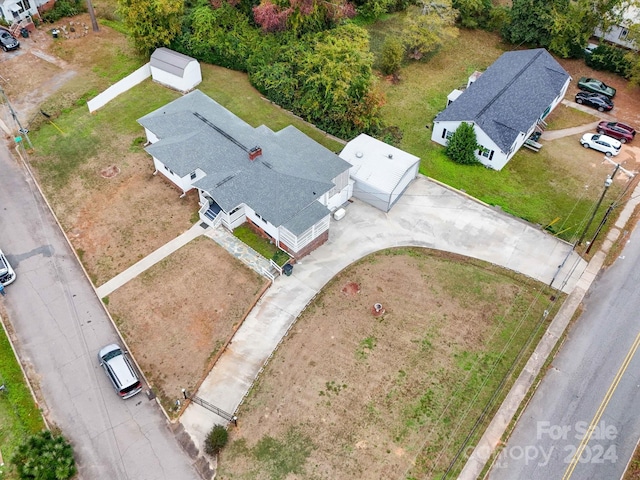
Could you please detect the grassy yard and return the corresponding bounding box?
[0,319,45,480]
[367,20,620,243]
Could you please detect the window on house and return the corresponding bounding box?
[620,28,629,40]
[190,171,197,180]
[478,146,494,160]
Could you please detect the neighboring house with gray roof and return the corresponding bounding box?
[431,48,571,171]
[138,90,353,259]
[150,47,202,93]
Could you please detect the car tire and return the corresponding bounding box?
[1,46,6,52]
[598,106,605,112]
[576,99,583,104]
[620,138,627,144]
[598,129,605,134]
[605,152,613,157]
[582,143,590,149]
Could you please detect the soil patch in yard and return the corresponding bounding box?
[107,236,268,413]
[217,248,558,479]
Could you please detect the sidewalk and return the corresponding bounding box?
[179,175,588,457]
[95,222,208,298]
[458,178,640,479]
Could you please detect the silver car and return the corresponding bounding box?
[0,248,16,286]
[98,344,142,399]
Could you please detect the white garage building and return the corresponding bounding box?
[340,134,420,212]
[150,47,202,93]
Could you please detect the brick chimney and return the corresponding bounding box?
[249,146,262,160]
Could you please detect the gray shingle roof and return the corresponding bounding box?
[150,48,195,77]
[434,49,570,153]
[137,90,350,235]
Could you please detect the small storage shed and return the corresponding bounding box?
[150,47,202,93]
[340,134,420,212]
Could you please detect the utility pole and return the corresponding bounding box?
[577,163,620,247]
[0,85,33,149]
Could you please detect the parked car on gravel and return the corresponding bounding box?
[575,92,613,112]
[0,248,16,286]
[577,77,616,98]
[597,121,636,143]
[580,133,621,156]
[0,29,19,52]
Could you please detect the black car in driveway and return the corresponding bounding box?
[0,29,19,52]
[575,91,613,112]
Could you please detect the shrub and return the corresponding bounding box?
[586,44,631,78]
[380,36,404,75]
[41,0,86,23]
[204,425,229,455]
[445,122,479,165]
[11,430,77,480]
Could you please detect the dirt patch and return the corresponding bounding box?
[341,281,360,296]
[99,164,120,178]
[107,236,268,413]
[217,248,555,479]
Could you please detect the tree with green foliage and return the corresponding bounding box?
[445,122,479,165]
[625,24,640,84]
[11,430,76,480]
[452,0,491,29]
[502,0,554,48]
[204,425,229,455]
[380,36,404,75]
[294,23,385,136]
[117,0,183,55]
[548,0,594,58]
[403,0,458,60]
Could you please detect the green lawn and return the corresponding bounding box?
[0,323,45,479]
[367,21,618,242]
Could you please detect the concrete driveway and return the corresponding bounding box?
[180,175,587,454]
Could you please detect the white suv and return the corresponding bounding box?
[580,133,621,157]
[0,248,16,286]
[98,344,142,399]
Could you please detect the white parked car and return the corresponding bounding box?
[0,248,16,286]
[580,133,621,157]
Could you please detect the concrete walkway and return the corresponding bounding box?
[95,222,208,298]
[459,178,640,479]
[179,175,588,455]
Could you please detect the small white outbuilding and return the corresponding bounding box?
[150,47,202,93]
[340,134,420,212]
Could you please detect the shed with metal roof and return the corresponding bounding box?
[150,47,202,93]
[340,134,420,212]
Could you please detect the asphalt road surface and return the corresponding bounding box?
[0,142,199,479]
[489,219,640,479]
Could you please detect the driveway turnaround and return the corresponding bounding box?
[180,175,587,452]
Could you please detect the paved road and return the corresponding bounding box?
[0,143,199,480]
[489,222,640,479]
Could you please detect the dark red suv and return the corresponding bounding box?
[597,121,636,143]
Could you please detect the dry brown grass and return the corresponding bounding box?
[217,249,557,479]
[107,236,268,413]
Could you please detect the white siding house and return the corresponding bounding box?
[432,49,571,171]
[594,6,640,49]
[0,0,47,23]
[150,48,202,93]
[340,134,420,212]
[138,90,352,259]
